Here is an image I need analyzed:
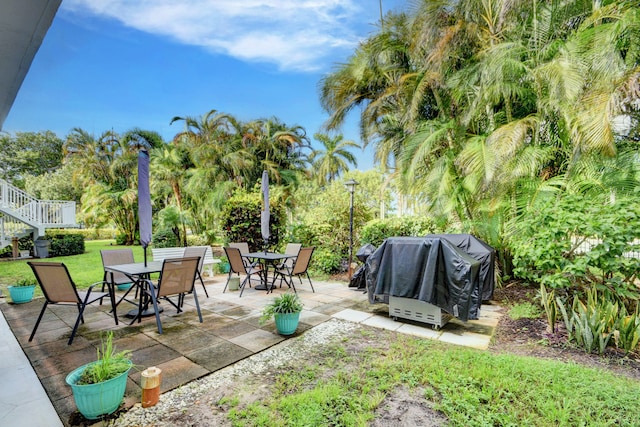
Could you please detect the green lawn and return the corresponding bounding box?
[0,240,146,295]
[229,332,640,426]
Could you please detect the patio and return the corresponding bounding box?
[0,274,502,426]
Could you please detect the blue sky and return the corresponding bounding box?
[4,0,408,171]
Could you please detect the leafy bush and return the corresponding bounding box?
[79,228,116,240]
[186,234,208,246]
[510,194,640,298]
[360,216,437,247]
[288,223,319,248]
[310,247,342,274]
[47,233,84,257]
[152,227,179,248]
[221,190,284,251]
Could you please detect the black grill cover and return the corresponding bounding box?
[425,234,496,301]
[365,236,487,321]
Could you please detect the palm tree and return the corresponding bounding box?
[319,0,640,267]
[309,133,360,186]
[63,129,141,244]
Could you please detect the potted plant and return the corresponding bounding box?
[8,278,37,304]
[65,331,133,420]
[260,292,303,335]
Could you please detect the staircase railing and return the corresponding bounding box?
[0,179,77,244]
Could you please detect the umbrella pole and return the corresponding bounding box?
[144,246,148,267]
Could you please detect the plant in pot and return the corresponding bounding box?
[8,277,37,304]
[65,331,133,420]
[260,292,303,335]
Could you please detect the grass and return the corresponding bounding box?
[228,332,640,426]
[509,301,543,320]
[0,240,146,296]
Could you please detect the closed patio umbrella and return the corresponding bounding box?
[261,170,270,252]
[138,149,152,266]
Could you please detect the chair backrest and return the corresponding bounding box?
[292,247,314,275]
[224,246,247,274]
[184,246,207,273]
[28,262,80,303]
[100,249,135,285]
[282,243,302,268]
[284,243,302,256]
[229,242,250,255]
[157,257,200,297]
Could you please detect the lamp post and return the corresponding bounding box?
[344,178,360,280]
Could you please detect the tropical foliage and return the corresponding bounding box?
[320,0,640,270]
[0,130,63,186]
[510,194,640,299]
[63,128,163,245]
[308,132,360,186]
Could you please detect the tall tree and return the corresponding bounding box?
[63,128,162,244]
[0,130,63,186]
[309,133,360,186]
[319,0,640,266]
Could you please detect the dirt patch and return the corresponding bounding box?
[370,386,447,427]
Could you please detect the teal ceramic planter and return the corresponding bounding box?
[116,283,133,291]
[274,311,301,335]
[66,361,132,420]
[8,285,35,304]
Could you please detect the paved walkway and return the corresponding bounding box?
[0,276,502,427]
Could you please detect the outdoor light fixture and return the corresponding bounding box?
[344,178,360,280]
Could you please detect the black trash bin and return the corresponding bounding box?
[35,239,51,258]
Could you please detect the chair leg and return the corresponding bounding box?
[147,285,163,334]
[108,283,119,325]
[287,274,297,293]
[70,303,88,345]
[238,275,251,297]
[306,272,315,293]
[28,302,49,342]
[197,271,209,298]
[191,289,203,323]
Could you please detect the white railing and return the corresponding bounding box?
[571,236,640,259]
[0,179,77,247]
[0,178,76,227]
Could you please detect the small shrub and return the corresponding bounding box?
[221,189,285,251]
[360,216,437,247]
[152,228,179,248]
[539,285,558,333]
[558,288,618,354]
[310,247,342,274]
[77,332,132,385]
[47,233,84,257]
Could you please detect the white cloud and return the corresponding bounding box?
[60,0,371,72]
